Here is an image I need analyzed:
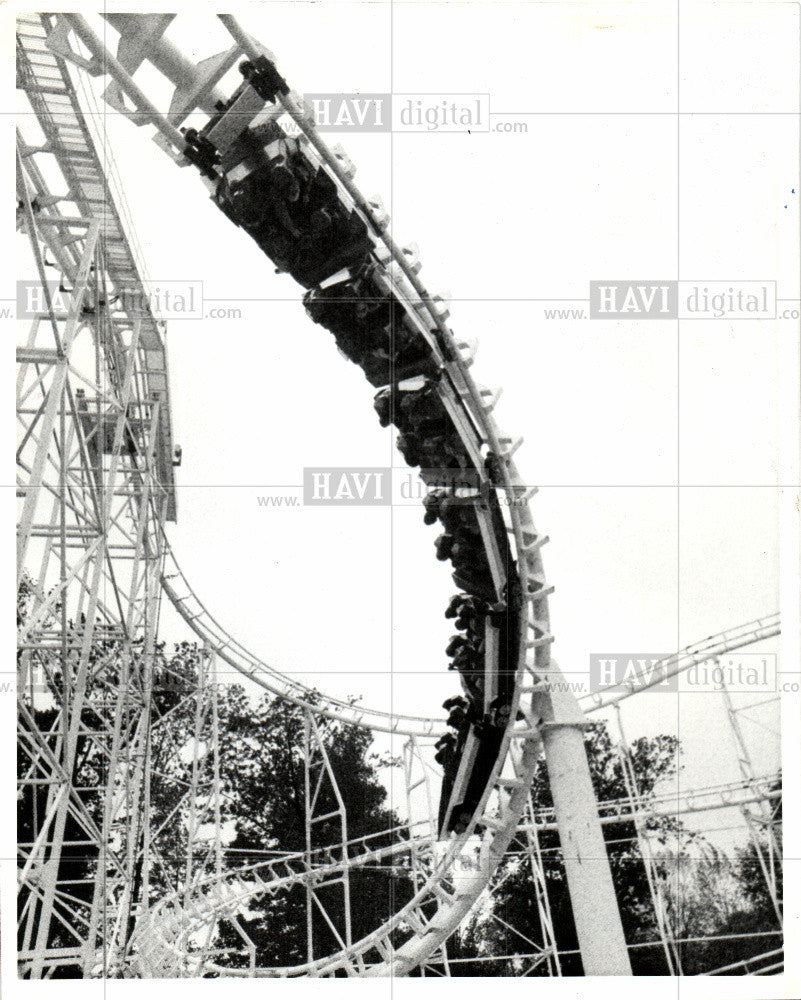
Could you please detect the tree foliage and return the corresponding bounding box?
[452,724,781,976]
[17,604,782,977]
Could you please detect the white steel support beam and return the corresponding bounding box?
[532,675,632,976]
[720,674,783,928]
[17,21,173,974]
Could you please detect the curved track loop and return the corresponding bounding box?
[164,518,779,732]
[18,14,782,978]
[161,539,443,738]
[49,12,558,975]
[132,17,781,969]
[17,12,561,978]
[134,740,543,977]
[146,172,552,970]
[130,614,780,976]
[132,769,782,975]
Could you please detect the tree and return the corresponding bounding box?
[453,725,783,977]
[454,723,684,975]
[210,685,414,969]
[669,774,783,974]
[19,612,782,977]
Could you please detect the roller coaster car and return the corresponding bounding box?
[443,592,520,728]
[437,722,505,837]
[354,277,439,387]
[436,528,493,592]
[437,495,482,536]
[444,697,475,732]
[398,382,448,430]
[396,418,471,475]
[373,377,446,433]
[419,434,472,473]
[432,456,518,611]
[304,267,439,386]
[214,124,373,288]
[450,654,484,707]
[305,266,397,369]
[490,580,523,710]
[447,595,490,639]
[451,636,485,667]
[452,568,499,607]
[446,634,475,659]
[434,732,459,837]
[304,273,368,354]
[360,337,438,389]
[445,592,487,623]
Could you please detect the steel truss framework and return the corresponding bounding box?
[720,676,782,927]
[15,11,783,980]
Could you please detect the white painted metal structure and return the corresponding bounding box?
[16,12,782,979]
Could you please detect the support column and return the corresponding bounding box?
[539,717,632,975]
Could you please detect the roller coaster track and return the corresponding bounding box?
[580,613,780,713]
[14,12,781,979]
[163,529,780,735]
[160,538,444,738]
[15,12,567,976]
[129,766,782,976]
[527,772,782,831]
[126,609,782,976]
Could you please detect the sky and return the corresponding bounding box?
[14,3,799,850]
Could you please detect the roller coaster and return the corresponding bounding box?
[15,13,783,979]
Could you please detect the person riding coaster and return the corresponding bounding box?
[306,265,438,385]
[215,121,373,288]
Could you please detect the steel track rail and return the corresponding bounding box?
[132,765,783,974]
[134,739,543,978]
[20,14,782,978]
[140,771,781,904]
[581,613,780,712]
[161,535,780,732]
[27,12,555,975]
[130,603,782,974]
